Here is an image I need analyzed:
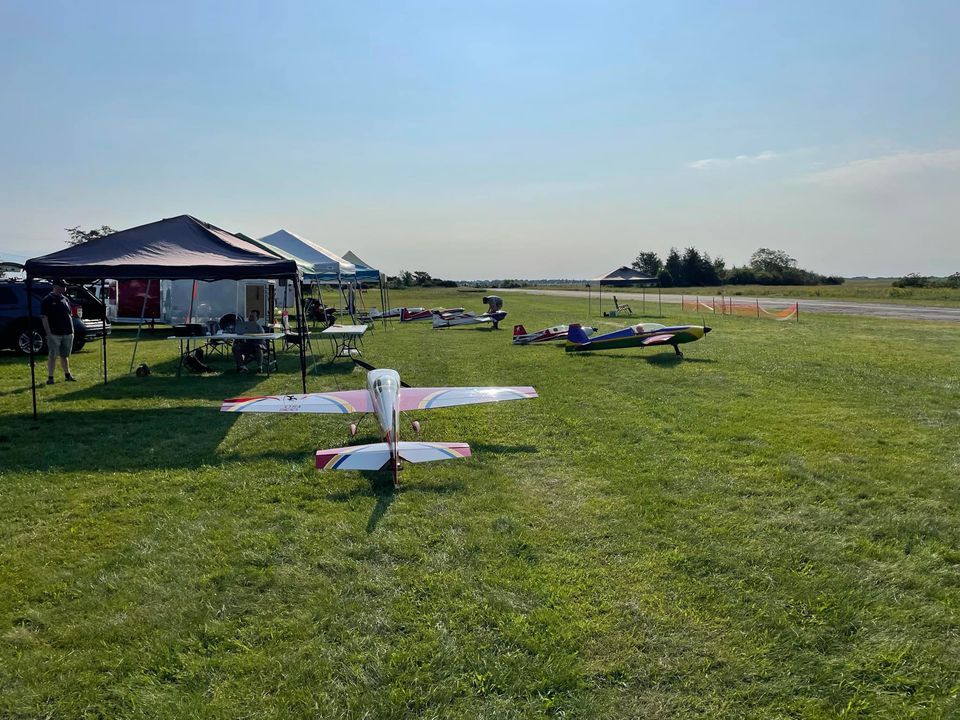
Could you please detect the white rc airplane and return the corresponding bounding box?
[221,369,537,487]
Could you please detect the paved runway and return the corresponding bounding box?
[497,288,960,322]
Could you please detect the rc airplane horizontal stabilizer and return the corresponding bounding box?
[221,368,537,487]
[565,322,711,357]
[512,324,597,344]
[316,441,471,470]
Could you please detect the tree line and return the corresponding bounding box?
[893,273,960,289]
[631,247,844,287]
[387,270,457,289]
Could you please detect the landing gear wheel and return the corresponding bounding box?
[349,423,358,437]
[411,421,421,434]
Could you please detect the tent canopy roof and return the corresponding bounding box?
[342,250,382,282]
[25,215,299,281]
[257,230,354,280]
[236,232,319,277]
[592,266,658,285]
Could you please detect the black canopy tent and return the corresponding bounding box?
[587,266,660,317]
[24,215,308,419]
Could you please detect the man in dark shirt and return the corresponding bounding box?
[40,279,76,384]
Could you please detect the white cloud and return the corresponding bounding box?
[687,150,780,170]
[802,149,960,190]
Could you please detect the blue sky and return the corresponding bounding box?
[2,0,958,278]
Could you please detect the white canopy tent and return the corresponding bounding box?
[257,229,357,319]
[257,230,355,282]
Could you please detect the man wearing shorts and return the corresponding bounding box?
[40,279,76,384]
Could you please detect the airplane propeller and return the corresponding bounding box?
[352,357,411,387]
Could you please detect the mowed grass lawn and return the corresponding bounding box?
[1,289,958,719]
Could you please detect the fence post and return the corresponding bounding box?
[796,303,800,323]
[756,298,760,319]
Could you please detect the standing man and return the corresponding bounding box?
[41,279,76,384]
[482,295,504,329]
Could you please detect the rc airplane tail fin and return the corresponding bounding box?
[513,324,527,337]
[316,441,471,470]
[566,323,592,345]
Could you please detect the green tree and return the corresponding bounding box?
[750,248,797,273]
[65,225,115,246]
[664,248,684,286]
[632,251,662,277]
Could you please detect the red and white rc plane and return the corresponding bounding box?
[221,369,537,487]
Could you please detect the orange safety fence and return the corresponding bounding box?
[680,295,799,321]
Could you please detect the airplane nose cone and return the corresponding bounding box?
[704,326,712,334]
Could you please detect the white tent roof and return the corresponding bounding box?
[257,229,355,281]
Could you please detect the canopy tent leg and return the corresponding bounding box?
[27,276,37,420]
[294,278,307,393]
[129,279,152,374]
[380,274,388,330]
[100,278,108,384]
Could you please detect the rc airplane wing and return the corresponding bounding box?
[221,367,537,488]
[398,386,537,410]
[221,390,374,414]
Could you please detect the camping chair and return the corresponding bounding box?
[604,295,633,317]
[204,320,230,357]
[281,310,315,358]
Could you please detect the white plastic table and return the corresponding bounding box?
[319,324,368,361]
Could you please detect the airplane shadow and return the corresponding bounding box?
[325,472,465,533]
[570,352,714,364]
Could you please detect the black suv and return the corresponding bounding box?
[0,279,111,354]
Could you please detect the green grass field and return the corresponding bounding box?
[1,289,958,718]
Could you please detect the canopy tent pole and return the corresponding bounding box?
[187,280,197,325]
[129,279,152,373]
[587,283,591,318]
[380,273,388,330]
[100,278,108,384]
[27,276,37,420]
[294,278,307,393]
[599,282,602,318]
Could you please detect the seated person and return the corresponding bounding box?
[233,309,266,372]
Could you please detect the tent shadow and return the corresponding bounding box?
[52,373,272,403]
[0,406,242,473]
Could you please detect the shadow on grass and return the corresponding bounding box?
[326,472,465,533]
[470,443,538,454]
[0,406,241,473]
[40,362,357,404]
[570,351,714,364]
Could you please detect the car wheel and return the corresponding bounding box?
[16,326,46,355]
[72,339,86,353]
